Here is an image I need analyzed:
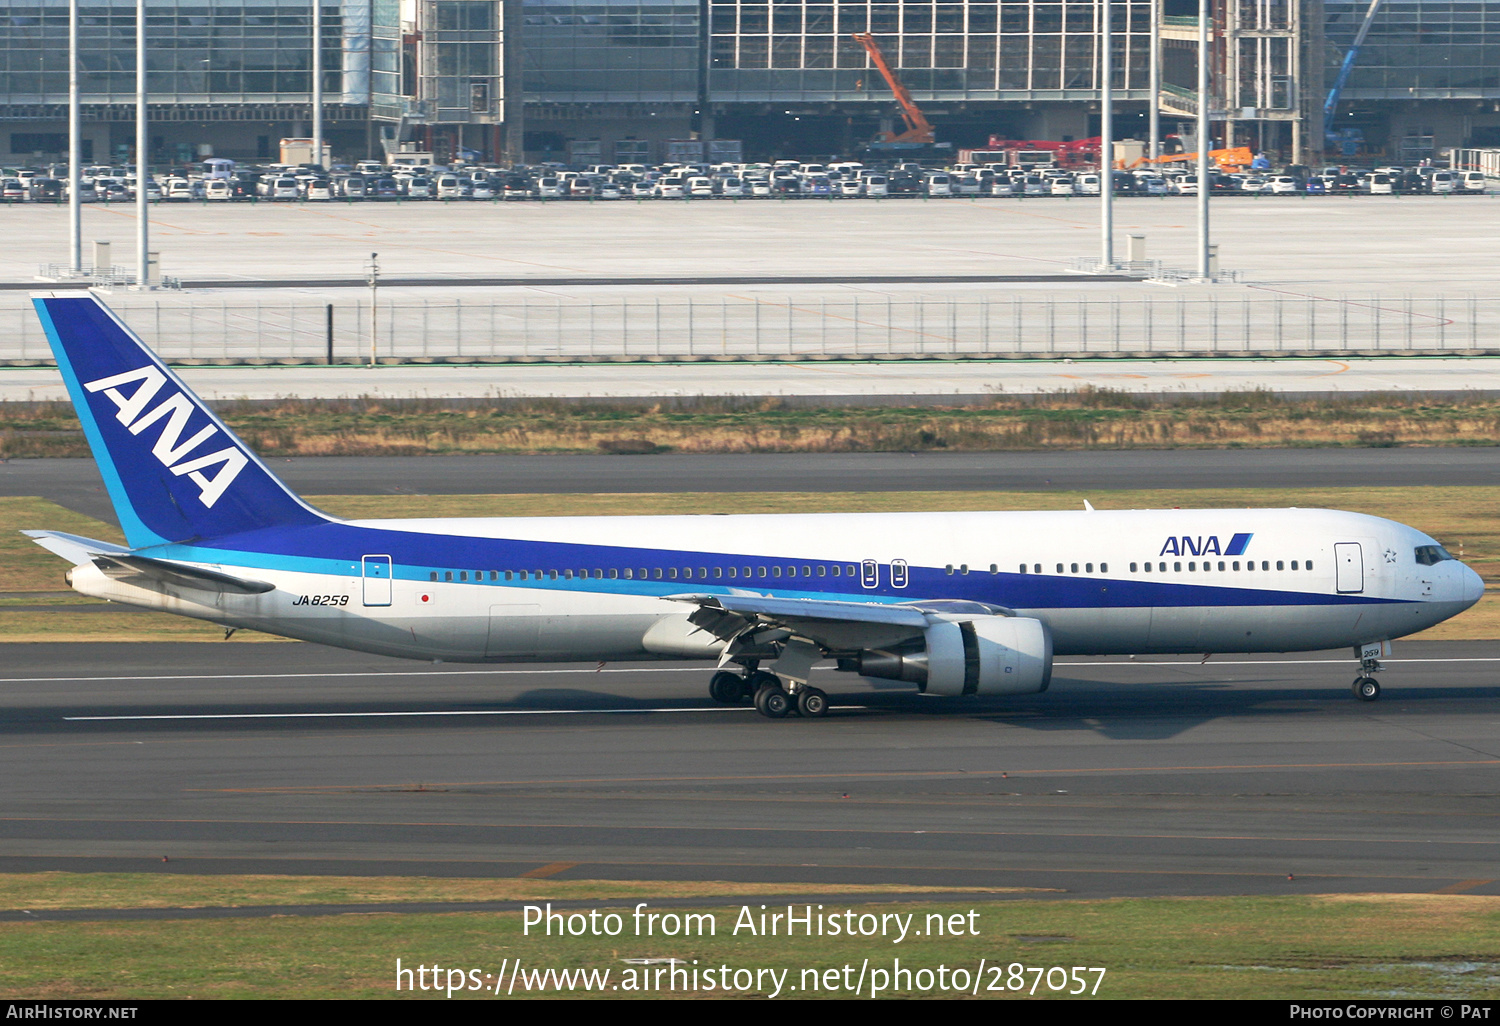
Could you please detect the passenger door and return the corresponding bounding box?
[1334,543,1364,594]
[361,554,392,606]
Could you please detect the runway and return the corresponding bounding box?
[1,641,1497,898]
[5,449,1500,526]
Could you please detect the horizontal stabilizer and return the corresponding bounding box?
[22,529,130,565]
[91,553,275,595]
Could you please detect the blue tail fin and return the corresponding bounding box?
[34,293,330,548]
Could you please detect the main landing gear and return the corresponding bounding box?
[1352,646,1384,702]
[707,667,829,719]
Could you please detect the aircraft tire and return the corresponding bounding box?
[756,685,791,719]
[1352,676,1380,701]
[709,670,743,704]
[797,687,828,718]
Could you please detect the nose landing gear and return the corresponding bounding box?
[1351,643,1386,701]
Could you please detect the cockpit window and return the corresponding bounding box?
[1415,544,1454,566]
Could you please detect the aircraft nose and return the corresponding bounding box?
[1462,564,1485,607]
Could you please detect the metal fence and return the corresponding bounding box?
[2,292,1496,364]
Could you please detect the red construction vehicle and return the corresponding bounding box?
[851,33,936,148]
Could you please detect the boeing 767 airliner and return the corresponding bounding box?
[24,294,1484,718]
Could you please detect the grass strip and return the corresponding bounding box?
[8,390,1500,457]
[0,894,1496,999]
[0,873,1039,912]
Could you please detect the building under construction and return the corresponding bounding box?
[0,0,1495,167]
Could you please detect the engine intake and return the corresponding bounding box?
[842,615,1052,696]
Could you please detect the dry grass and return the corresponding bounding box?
[7,391,1500,457]
[0,873,1043,912]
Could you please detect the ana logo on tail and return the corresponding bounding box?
[83,365,247,508]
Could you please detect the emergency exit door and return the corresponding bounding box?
[1334,543,1363,594]
[362,554,392,606]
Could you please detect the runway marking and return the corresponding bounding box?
[63,706,754,722]
[186,757,1500,793]
[12,656,1500,686]
[1434,879,1494,894]
[520,862,579,879]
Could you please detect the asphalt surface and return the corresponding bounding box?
[0,641,1496,898]
[5,449,1500,527]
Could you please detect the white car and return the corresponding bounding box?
[1049,177,1075,196]
[1266,175,1301,195]
[988,178,1015,197]
[435,175,466,200]
[863,175,890,197]
[1073,173,1100,195]
[203,179,232,201]
[301,179,333,201]
[1459,171,1488,193]
[1169,175,1199,195]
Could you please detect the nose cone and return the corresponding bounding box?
[1461,564,1485,608]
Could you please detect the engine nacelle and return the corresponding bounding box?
[846,615,1053,696]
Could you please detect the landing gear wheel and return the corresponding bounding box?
[796,686,829,718]
[709,670,744,704]
[754,680,790,719]
[1352,676,1380,702]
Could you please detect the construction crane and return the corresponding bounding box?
[851,32,935,147]
[1323,0,1385,154]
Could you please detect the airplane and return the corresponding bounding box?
[24,293,1485,719]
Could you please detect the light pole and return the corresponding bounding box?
[1099,0,1113,269]
[68,0,80,274]
[1196,0,1211,279]
[312,0,322,168]
[1148,0,1161,161]
[135,0,148,287]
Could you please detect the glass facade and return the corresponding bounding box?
[707,1,1152,101]
[1327,0,1500,97]
[0,0,352,105]
[522,0,700,102]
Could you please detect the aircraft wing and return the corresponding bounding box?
[24,530,275,595]
[664,592,1008,654]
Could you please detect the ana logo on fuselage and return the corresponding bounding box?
[1159,533,1253,557]
[82,365,247,508]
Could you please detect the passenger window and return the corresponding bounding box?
[727,567,736,579]
[562,570,572,580]
[505,571,514,581]
[847,565,857,577]
[460,571,468,581]
[1100,562,1108,573]
[594,569,604,579]
[831,565,840,577]
[1133,562,1140,572]
[653,568,663,579]
[519,570,529,581]
[946,565,954,575]
[1020,564,1029,574]
[786,567,796,578]
[1085,563,1093,573]
[609,569,618,579]
[549,570,558,580]
[960,564,969,575]
[429,572,439,582]
[713,568,722,578]
[1306,560,1314,570]
[772,566,782,578]
[817,565,827,577]
[1189,562,1196,572]
[990,564,998,574]
[623,568,633,579]
[1173,562,1181,572]
[758,567,767,578]
[1261,561,1269,570]
[802,566,811,576]
[1218,561,1225,571]
[1034,564,1042,574]
[1276,561,1284,571]
[670,568,680,579]
[1291,561,1299,571]
[445,571,453,582]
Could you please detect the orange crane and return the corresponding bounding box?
[851,33,935,146]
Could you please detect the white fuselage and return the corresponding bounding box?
[66,507,1482,665]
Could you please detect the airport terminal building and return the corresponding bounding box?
[0,0,1497,167]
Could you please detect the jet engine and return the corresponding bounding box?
[841,615,1052,696]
